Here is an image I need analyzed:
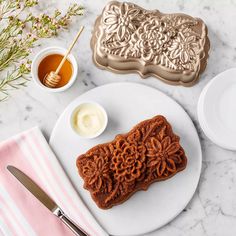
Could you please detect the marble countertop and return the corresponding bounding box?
[1,0,236,235]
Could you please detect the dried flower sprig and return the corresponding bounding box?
[0,0,84,101]
[0,60,31,101]
[29,4,84,38]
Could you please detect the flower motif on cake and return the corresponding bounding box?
[146,136,182,177]
[82,156,112,194]
[110,144,146,183]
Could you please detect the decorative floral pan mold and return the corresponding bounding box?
[91,1,210,86]
[77,115,187,209]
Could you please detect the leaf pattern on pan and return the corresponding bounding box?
[100,1,205,72]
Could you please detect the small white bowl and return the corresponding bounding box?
[31,46,78,92]
[70,101,108,139]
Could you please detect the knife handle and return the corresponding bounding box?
[60,214,88,236]
[54,208,88,236]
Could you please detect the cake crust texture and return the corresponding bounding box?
[76,115,187,209]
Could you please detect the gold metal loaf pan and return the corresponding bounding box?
[91,1,210,86]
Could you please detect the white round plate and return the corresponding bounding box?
[198,68,236,150]
[50,82,202,236]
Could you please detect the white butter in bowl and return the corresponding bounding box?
[70,102,108,139]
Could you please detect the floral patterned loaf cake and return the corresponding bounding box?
[76,115,187,209]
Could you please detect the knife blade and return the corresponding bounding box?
[7,165,57,211]
[7,165,88,236]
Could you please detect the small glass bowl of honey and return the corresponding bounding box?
[31,46,78,92]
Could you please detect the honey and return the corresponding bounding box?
[38,54,73,88]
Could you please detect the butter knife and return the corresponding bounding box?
[7,165,88,236]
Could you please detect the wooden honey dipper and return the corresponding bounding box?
[43,26,84,88]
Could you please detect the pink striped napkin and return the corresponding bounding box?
[0,127,108,236]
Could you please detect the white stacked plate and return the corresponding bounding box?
[198,68,236,150]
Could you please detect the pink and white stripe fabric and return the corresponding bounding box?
[0,127,108,236]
